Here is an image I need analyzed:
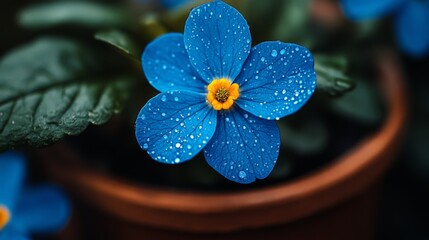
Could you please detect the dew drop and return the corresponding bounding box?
[175,143,182,148]
[239,171,246,178]
[161,95,167,102]
[271,50,278,57]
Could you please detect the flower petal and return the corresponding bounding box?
[13,185,70,234]
[142,33,206,93]
[0,228,29,240]
[235,42,316,120]
[161,0,191,9]
[340,0,406,20]
[204,108,280,184]
[184,1,251,82]
[395,1,429,57]
[135,91,217,164]
[0,152,26,211]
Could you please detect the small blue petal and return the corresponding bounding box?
[0,152,26,211]
[235,42,316,120]
[395,1,429,57]
[136,91,217,164]
[340,0,407,20]
[13,185,70,234]
[0,228,29,240]
[142,33,206,93]
[184,1,251,82]
[161,0,192,9]
[204,108,280,184]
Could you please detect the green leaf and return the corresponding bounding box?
[328,79,384,125]
[270,0,312,44]
[95,29,141,61]
[0,37,134,151]
[314,54,355,96]
[18,1,135,30]
[278,118,328,155]
[241,0,313,46]
[138,14,168,41]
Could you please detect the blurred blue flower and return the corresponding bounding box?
[0,152,70,240]
[134,0,192,9]
[341,0,429,57]
[135,0,316,184]
[161,0,192,9]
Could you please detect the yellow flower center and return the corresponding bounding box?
[0,205,10,230]
[207,78,240,110]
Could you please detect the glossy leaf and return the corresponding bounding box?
[278,118,328,155]
[242,0,313,46]
[0,38,134,151]
[95,29,141,61]
[314,54,355,96]
[18,1,134,30]
[328,79,384,124]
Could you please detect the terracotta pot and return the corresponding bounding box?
[36,54,407,240]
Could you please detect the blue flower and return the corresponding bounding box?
[341,0,429,57]
[135,0,316,184]
[0,152,70,240]
[134,0,192,9]
[160,0,192,9]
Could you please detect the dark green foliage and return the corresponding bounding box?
[0,38,134,151]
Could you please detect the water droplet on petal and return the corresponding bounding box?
[271,50,278,57]
[239,171,246,179]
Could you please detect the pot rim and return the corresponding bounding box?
[39,53,407,231]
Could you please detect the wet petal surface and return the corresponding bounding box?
[136,91,217,164]
[142,33,206,93]
[235,42,316,120]
[184,1,251,82]
[204,108,280,184]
